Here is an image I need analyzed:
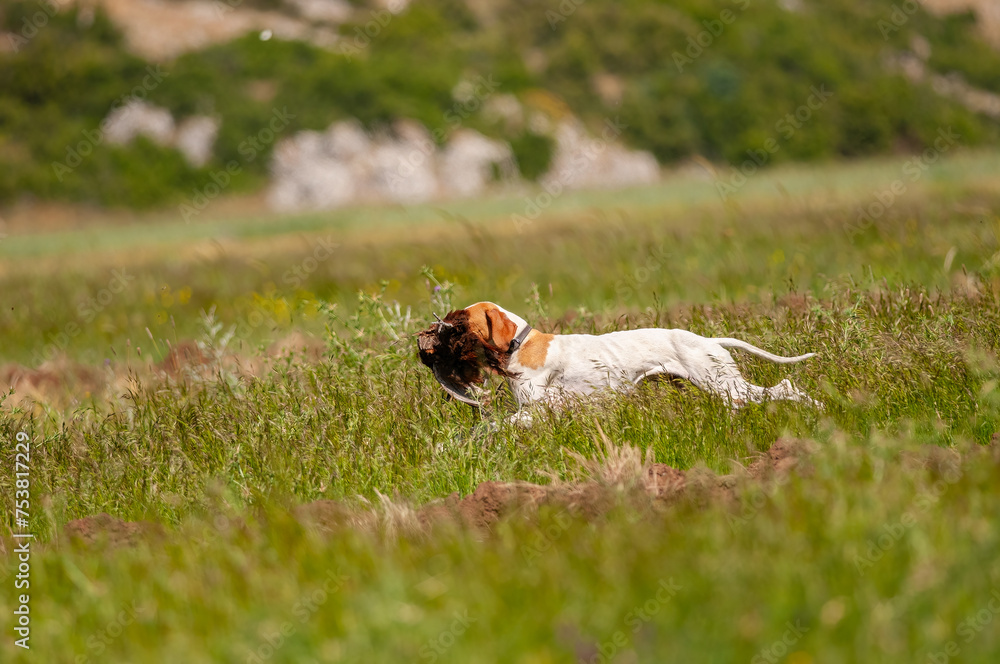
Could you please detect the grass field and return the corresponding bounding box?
[2,151,1000,662]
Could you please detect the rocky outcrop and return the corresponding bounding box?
[267,111,661,211]
[267,120,518,211]
[104,100,219,167]
[541,119,660,192]
[104,99,175,146]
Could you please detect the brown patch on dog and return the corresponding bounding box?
[464,302,518,349]
[515,331,554,370]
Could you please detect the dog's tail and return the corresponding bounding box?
[713,338,816,364]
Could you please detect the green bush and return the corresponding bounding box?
[509,131,554,181]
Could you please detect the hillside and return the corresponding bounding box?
[1,0,999,210]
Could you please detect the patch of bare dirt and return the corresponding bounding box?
[299,439,814,535]
[900,444,964,479]
[156,340,211,376]
[292,498,355,531]
[0,332,328,408]
[62,438,998,547]
[266,331,326,361]
[57,439,810,547]
[0,355,124,408]
[0,361,95,397]
[646,463,687,499]
[777,292,812,313]
[452,482,548,530]
[64,512,163,548]
[746,437,815,480]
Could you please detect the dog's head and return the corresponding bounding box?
[417,302,522,405]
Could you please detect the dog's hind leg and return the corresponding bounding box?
[665,357,767,408]
[763,379,824,408]
[676,357,806,409]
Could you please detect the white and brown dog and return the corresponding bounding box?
[418,302,820,423]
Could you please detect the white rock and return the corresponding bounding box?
[104,100,175,146]
[266,113,660,211]
[102,101,222,167]
[541,119,659,191]
[268,119,525,210]
[440,130,516,197]
[371,141,437,203]
[324,120,371,160]
[174,115,220,167]
[483,94,524,132]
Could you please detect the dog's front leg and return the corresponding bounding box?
[504,378,565,428]
[507,409,535,427]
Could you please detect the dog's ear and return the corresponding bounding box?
[485,308,517,350]
[465,303,517,350]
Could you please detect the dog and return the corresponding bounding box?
[418,302,820,424]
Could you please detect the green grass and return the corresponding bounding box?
[2,152,1000,661]
[2,149,999,369]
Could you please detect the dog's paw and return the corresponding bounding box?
[507,410,535,428]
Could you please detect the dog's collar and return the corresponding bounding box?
[508,325,533,354]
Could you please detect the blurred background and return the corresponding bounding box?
[1,0,998,219]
